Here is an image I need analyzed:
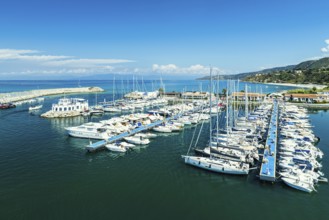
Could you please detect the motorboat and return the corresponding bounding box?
[153,125,172,133]
[65,122,111,139]
[105,143,127,152]
[29,104,43,111]
[124,136,150,145]
[134,132,157,139]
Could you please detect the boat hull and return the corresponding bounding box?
[182,156,249,175]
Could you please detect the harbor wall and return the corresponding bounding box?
[0,87,104,103]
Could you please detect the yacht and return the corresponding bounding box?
[124,136,150,145]
[65,122,111,140]
[105,143,127,152]
[182,156,249,175]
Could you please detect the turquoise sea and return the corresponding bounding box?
[0,80,328,220]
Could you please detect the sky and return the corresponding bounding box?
[0,0,329,80]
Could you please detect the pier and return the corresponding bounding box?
[86,107,200,152]
[0,87,104,103]
[259,100,278,182]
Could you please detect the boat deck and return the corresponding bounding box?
[260,101,278,182]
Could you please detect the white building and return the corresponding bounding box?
[124,91,159,100]
[52,98,89,112]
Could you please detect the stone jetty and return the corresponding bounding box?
[0,87,104,103]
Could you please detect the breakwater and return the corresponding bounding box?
[0,87,104,103]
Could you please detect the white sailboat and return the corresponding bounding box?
[182,68,250,175]
[104,77,121,112]
[281,177,315,193]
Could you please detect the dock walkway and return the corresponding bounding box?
[260,100,278,182]
[86,109,197,152]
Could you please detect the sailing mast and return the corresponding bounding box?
[245,84,248,121]
[216,71,219,148]
[209,67,213,148]
[226,80,229,146]
[113,76,115,105]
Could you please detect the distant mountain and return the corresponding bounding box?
[307,57,329,69]
[197,57,329,82]
[197,65,296,80]
[242,57,329,84]
[293,60,315,70]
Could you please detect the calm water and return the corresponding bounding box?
[0,80,328,220]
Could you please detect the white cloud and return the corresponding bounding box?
[152,64,223,75]
[0,49,70,61]
[0,48,225,78]
[152,64,178,72]
[0,48,134,77]
[321,47,329,53]
[321,39,329,53]
[44,58,134,67]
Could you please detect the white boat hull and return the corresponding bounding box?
[282,177,314,193]
[124,137,150,145]
[105,144,127,152]
[182,156,249,175]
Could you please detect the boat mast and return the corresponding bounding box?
[121,78,124,99]
[113,76,115,105]
[209,67,213,147]
[133,75,135,91]
[226,80,229,146]
[230,80,234,128]
[216,71,219,148]
[245,84,248,121]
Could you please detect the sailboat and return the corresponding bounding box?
[90,92,104,115]
[103,76,121,112]
[182,68,250,175]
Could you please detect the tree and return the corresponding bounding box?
[222,88,227,95]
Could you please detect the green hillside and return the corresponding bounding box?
[198,57,329,85]
[244,57,329,84]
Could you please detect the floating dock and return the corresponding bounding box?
[260,100,278,182]
[86,111,192,152]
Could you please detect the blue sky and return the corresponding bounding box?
[0,0,329,79]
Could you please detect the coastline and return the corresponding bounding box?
[264,82,327,90]
[0,87,104,103]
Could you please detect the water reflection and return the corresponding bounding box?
[49,116,88,133]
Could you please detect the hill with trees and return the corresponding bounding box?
[198,57,329,85]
